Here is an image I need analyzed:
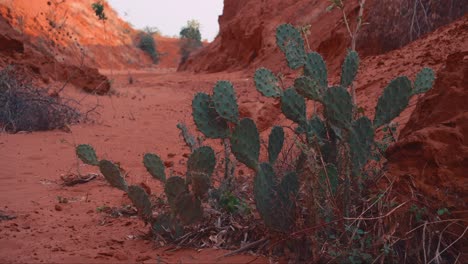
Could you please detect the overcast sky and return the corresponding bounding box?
[107,0,224,41]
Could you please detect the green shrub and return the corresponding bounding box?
[138,33,159,64]
[179,20,202,64]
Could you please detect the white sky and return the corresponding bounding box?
[107,0,224,41]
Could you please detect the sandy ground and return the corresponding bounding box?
[0,70,266,263]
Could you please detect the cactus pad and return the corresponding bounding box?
[187,146,216,198]
[268,126,284,164]
[304,52,328,88]
[340,50,359,87]
[254,68,282,98]
[98,160,128,192]
[192,92,229,139]
[413,67,435,94]
[374,76,412,128]
[281,88,307,127]
[174,193,203,224]
[323,86,353,129]
[212,81,239,123]
[143,153,166,183]
[128,185,152,221]
[164,176,188,208]
[349,117,374,176]
[231,118,260,170]
[276,24,306,69]
[294,76,325,101]
[76,144,99,166]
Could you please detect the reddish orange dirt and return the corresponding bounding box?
[1,0,467,263]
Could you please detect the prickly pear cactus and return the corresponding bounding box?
[304,52,328,88]
[164,176,188,208]
[99,160,128,192]
[323,86,353,129]
[373,76,412,128]
[143,153,166,183]
[413,67,435,95]
[254,68,283,98]
[212,81,239,123]
[254,163,297,232]
[281,88,307,127]
[294,76,325,102]
[231,118,260,171]
[128,185,153,221]
[268,126,284,164]
[174,193,203,224]
[76,144,99,166]
[187,146,216,198]
[192,92,229,139]
[340,50,359,87]
[276,24,306,69]
[349,117,374,176]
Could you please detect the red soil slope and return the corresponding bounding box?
[0,0,181,70]
[180,0,467,73]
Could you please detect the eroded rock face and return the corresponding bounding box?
[386,51,468,208]
[180,0,466,74]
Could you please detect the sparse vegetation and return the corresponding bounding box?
[138,32,159,64]
[179,19,203,64]
[0,66,80,133]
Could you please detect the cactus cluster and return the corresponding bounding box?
[76,142,216,237]
[191,81,299,232]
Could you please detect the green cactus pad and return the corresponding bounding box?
[340,50,359,87]
[349,117,374,176]
[323,86,353,129]
[192,92,229,139]
[413,67,435,94]
[187,146,215,198]
[143,153,166,183]
[174,193,203,225]
[304,52,328,88]
[281,88,307,127]
[279,171,299,199]
[254,163,296,232]
[212,80,239,123]
[319,164,338,196]
[231,118,260,171]
[98,160,128,192]
[76,144,99,166]
[164,176,188,208]
[276,24,306,69]
[374,76,412,128]
[187,146,216,179]
[268,126,284,164]
[128,185,152,221]
[254,68,282,98]
[294,76,325,101]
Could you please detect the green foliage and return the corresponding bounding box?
[143,153,166,182]
[373,76,412,128]
[187,146,216,198]
[349,117,374,176]
[305,52,328,88]
[413,67,435,94]
[294,76,325,101]
[179,19,203,64]
[138,33,159,64]
[192,92,229,139]
[254,68,282,98]
[323,86,353,129]
[281,88,307,126]
[276,24,306,69]
[127,185,152,221]
[341,50,359,87]
[231,118,260,171]
[76,144,98,166]
[212,81,239,123]
[98,160,128,191]
[91,1,107,21]
[268,126,284,164]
